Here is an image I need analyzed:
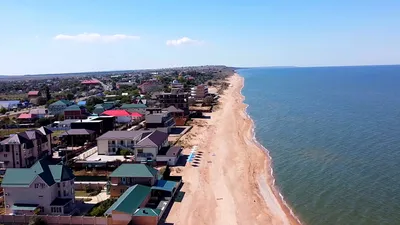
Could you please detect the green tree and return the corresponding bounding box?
[29,216,47,225]
[119,96,131,104]
[58,114,65,121]
[66,92,74,100]
[0,107,7,114]
[44,86,51,101]
[46,99,57,107]
[37,97,47,106]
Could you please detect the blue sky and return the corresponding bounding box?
[1,0,400,75]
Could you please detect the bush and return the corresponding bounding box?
[29,216,47,225]
[88,199,116,216]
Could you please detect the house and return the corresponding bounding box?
[105,185,155,224]
[155,88,189,114]
[81,80,100,86]
[162,106,186,126]
[64,105,87,120]
[0,127,52,169]
[170,80,184,89]
[60,129,96,146]
[101,110,133,124]
[139,80,162,94]
[120,103,147,114]
[145,112,175,133]
[77,101,86,106]
[17,113,37,123]
[108,164,158,197]
[70,116,115,136]
[97,130,169,157]
[29,108,48,118]
[190,84,209,100]
[48,100,74,116]
[92,105,106,115]
[27,91,41,105]
[1,159,76,215]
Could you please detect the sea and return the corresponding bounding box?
[238,65,400,225]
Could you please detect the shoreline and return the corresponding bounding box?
[239,74,303,225]
[165,73,301,225]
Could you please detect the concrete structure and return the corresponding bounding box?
[1,159,76,215]
[0,127,52,169]
[155,88,189,114]
[190,84,209,100]
[97,130,169,160]
[145,112,175,133]
[48,100,73,116]
[70,116,115,136]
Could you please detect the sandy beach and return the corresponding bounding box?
[165,73,301,225]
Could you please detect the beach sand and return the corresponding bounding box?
[165,73,301,225]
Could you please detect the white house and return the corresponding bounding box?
[101,110,133,124]
[1,159,76,215]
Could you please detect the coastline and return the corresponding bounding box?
[240,82,303,225]
[165,73,301,225]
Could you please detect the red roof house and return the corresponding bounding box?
[27,91,40,96]
[81,80,100,85]
[101,110,142,124]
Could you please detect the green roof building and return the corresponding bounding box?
[1,159,76,215]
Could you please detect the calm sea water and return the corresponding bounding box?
[239,65,400,225]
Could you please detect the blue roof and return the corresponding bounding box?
[77,101,87,105]
[151,180,177,193]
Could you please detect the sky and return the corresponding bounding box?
[1,0,400,75]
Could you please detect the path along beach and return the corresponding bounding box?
[165,73,301,225]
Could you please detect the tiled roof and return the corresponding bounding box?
[1,159,74,187]
[65,105,84,111]
[104,185,151,215]
[131,112,143,118]
[37,126,53,135]
[137,130,168,147]
[18,113,35,119]
[121,104,147,109]
[102,110,131,117]
[28,91,40,96]
[163,106,184,113]
[97,130,151,140]
[29,109,48,115]
[151,180,177,193]
[50,100,73,106]
[109,164,158,178]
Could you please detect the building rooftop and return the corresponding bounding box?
[145,112,170,124]
[104,184,151,215]
[109,164,158,178]
[163,106,184,113]
[61,129,95,136]
[65,105,84,111]
[1,159,74,187]
[97,130,168,147]
[27,91,40,96]
[121,103,147,109]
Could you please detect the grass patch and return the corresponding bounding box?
[0,128,29,137]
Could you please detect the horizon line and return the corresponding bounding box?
[2,64,400,77]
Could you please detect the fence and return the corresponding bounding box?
[0,215,112,225]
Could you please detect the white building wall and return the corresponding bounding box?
[97,140,109,155]
[4,176,57,214]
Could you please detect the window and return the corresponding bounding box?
[57,183,60,188]
[58,191,61,197]
[137,149,143,154]
[16,162,19,165]
[35,183,39,188]
[63,182,65,187]
[120,140,124,145]
[39,195,43,198]
[112,141,115,144]
[40,183,45,188]
[3,154,7,157]
[70,180,73,185]
[131,140,134,144]
[15,152,18,155]
[63,190,66,196]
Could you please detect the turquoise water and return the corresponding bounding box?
[239,66,400,225]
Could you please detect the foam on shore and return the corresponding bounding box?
[237,73,303,225]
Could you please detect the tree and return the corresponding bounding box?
[37,97,47,106]
[207,81,213,86]
[203,96,213,106]
[35,118,51,127]
[44,86,51,101]
[119,96,131,104]
[46,99,57,107]
[0,107,7,114]
[66,92,74,100]
[58,114,65,121]
[29,216,47,225]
